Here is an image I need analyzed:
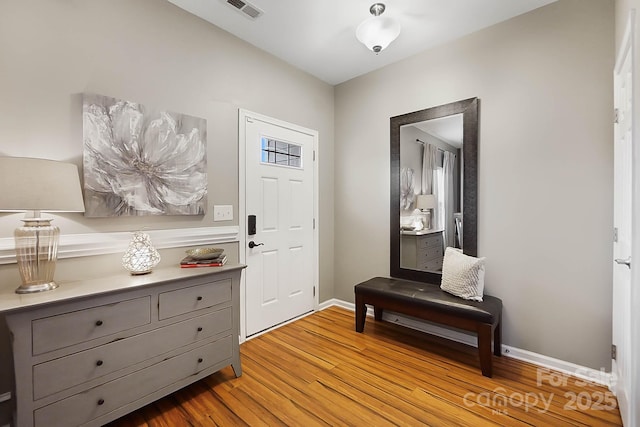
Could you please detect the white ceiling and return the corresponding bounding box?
[168,0,556,85]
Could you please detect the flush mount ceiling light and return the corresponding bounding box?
[356,3,401,54]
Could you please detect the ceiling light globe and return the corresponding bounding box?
[356,16,401,53]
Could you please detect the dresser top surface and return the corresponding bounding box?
[401,229,444,236]
[0,264,246,314]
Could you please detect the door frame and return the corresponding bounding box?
[613,9,639,427]
[238,109,319,341]
[627,8,640,426]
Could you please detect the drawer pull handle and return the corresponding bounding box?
[97,398,105,406]
[95,320,103,326]
[96,360,103,366]
[197,327,203,332]
[198,357,203,363]
[197,296,203,301]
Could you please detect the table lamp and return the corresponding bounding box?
[415,194,436,230]
[0,157,85,294]
[122,231,161,275]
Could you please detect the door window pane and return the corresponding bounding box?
[261,138,302,168]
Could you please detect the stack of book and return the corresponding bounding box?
[180,252,227,268]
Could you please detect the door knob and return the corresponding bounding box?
[248,241,264,249]
[615,257,631,268]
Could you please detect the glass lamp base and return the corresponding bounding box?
[15,281,59,294]
[14,217,60,295]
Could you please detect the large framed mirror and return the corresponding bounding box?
[390,98,478,283]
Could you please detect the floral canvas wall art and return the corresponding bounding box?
[82,94,207,217]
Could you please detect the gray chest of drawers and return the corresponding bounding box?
[400,230,444,271]
[2,265,244,427]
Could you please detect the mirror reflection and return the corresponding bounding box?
[400,114,463,273]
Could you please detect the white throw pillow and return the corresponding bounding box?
[440,247,485,301]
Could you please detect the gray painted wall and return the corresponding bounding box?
[0,0,629,423]
[0,0,335,423]
[0,1,337,300]
[0,1,335,298]
[334,0,615,370]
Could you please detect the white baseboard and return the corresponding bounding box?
[501,345,611,387]
[0,392,9,403]
[319,299,612,387]
[319,298,352,311]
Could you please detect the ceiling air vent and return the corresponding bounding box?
[223,0,264,20]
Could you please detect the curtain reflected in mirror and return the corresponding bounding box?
[399,116,462,274]
[390,98,478,284]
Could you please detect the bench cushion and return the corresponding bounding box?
[355,277,502,324]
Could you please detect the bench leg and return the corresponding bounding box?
[478,323,493,378]
[494,316,502,357]
[374,306,383,321]
[355,294,366,333]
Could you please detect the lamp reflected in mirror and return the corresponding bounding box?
[415,194,436,230]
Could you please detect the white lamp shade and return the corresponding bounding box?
[356,16,401,52]
[0,157,85,294]
[416,194,436,210]
[0,157,85,213]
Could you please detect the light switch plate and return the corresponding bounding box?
[213,205,233,221]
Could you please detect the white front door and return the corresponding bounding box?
[241,111,317,336]
[612,10,636,426]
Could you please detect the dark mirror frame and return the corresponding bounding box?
[390,97,479,283]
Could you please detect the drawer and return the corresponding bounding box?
[417,233,443,250]
[34,335,232,427]
[420,258,444,272]
[159,279,231,320]
[33,307,232,400]
[32,297,151,355]
[417,245,443,261]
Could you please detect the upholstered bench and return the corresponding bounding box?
[354,277,502,377]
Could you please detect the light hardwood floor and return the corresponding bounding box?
[107,306,622,426]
